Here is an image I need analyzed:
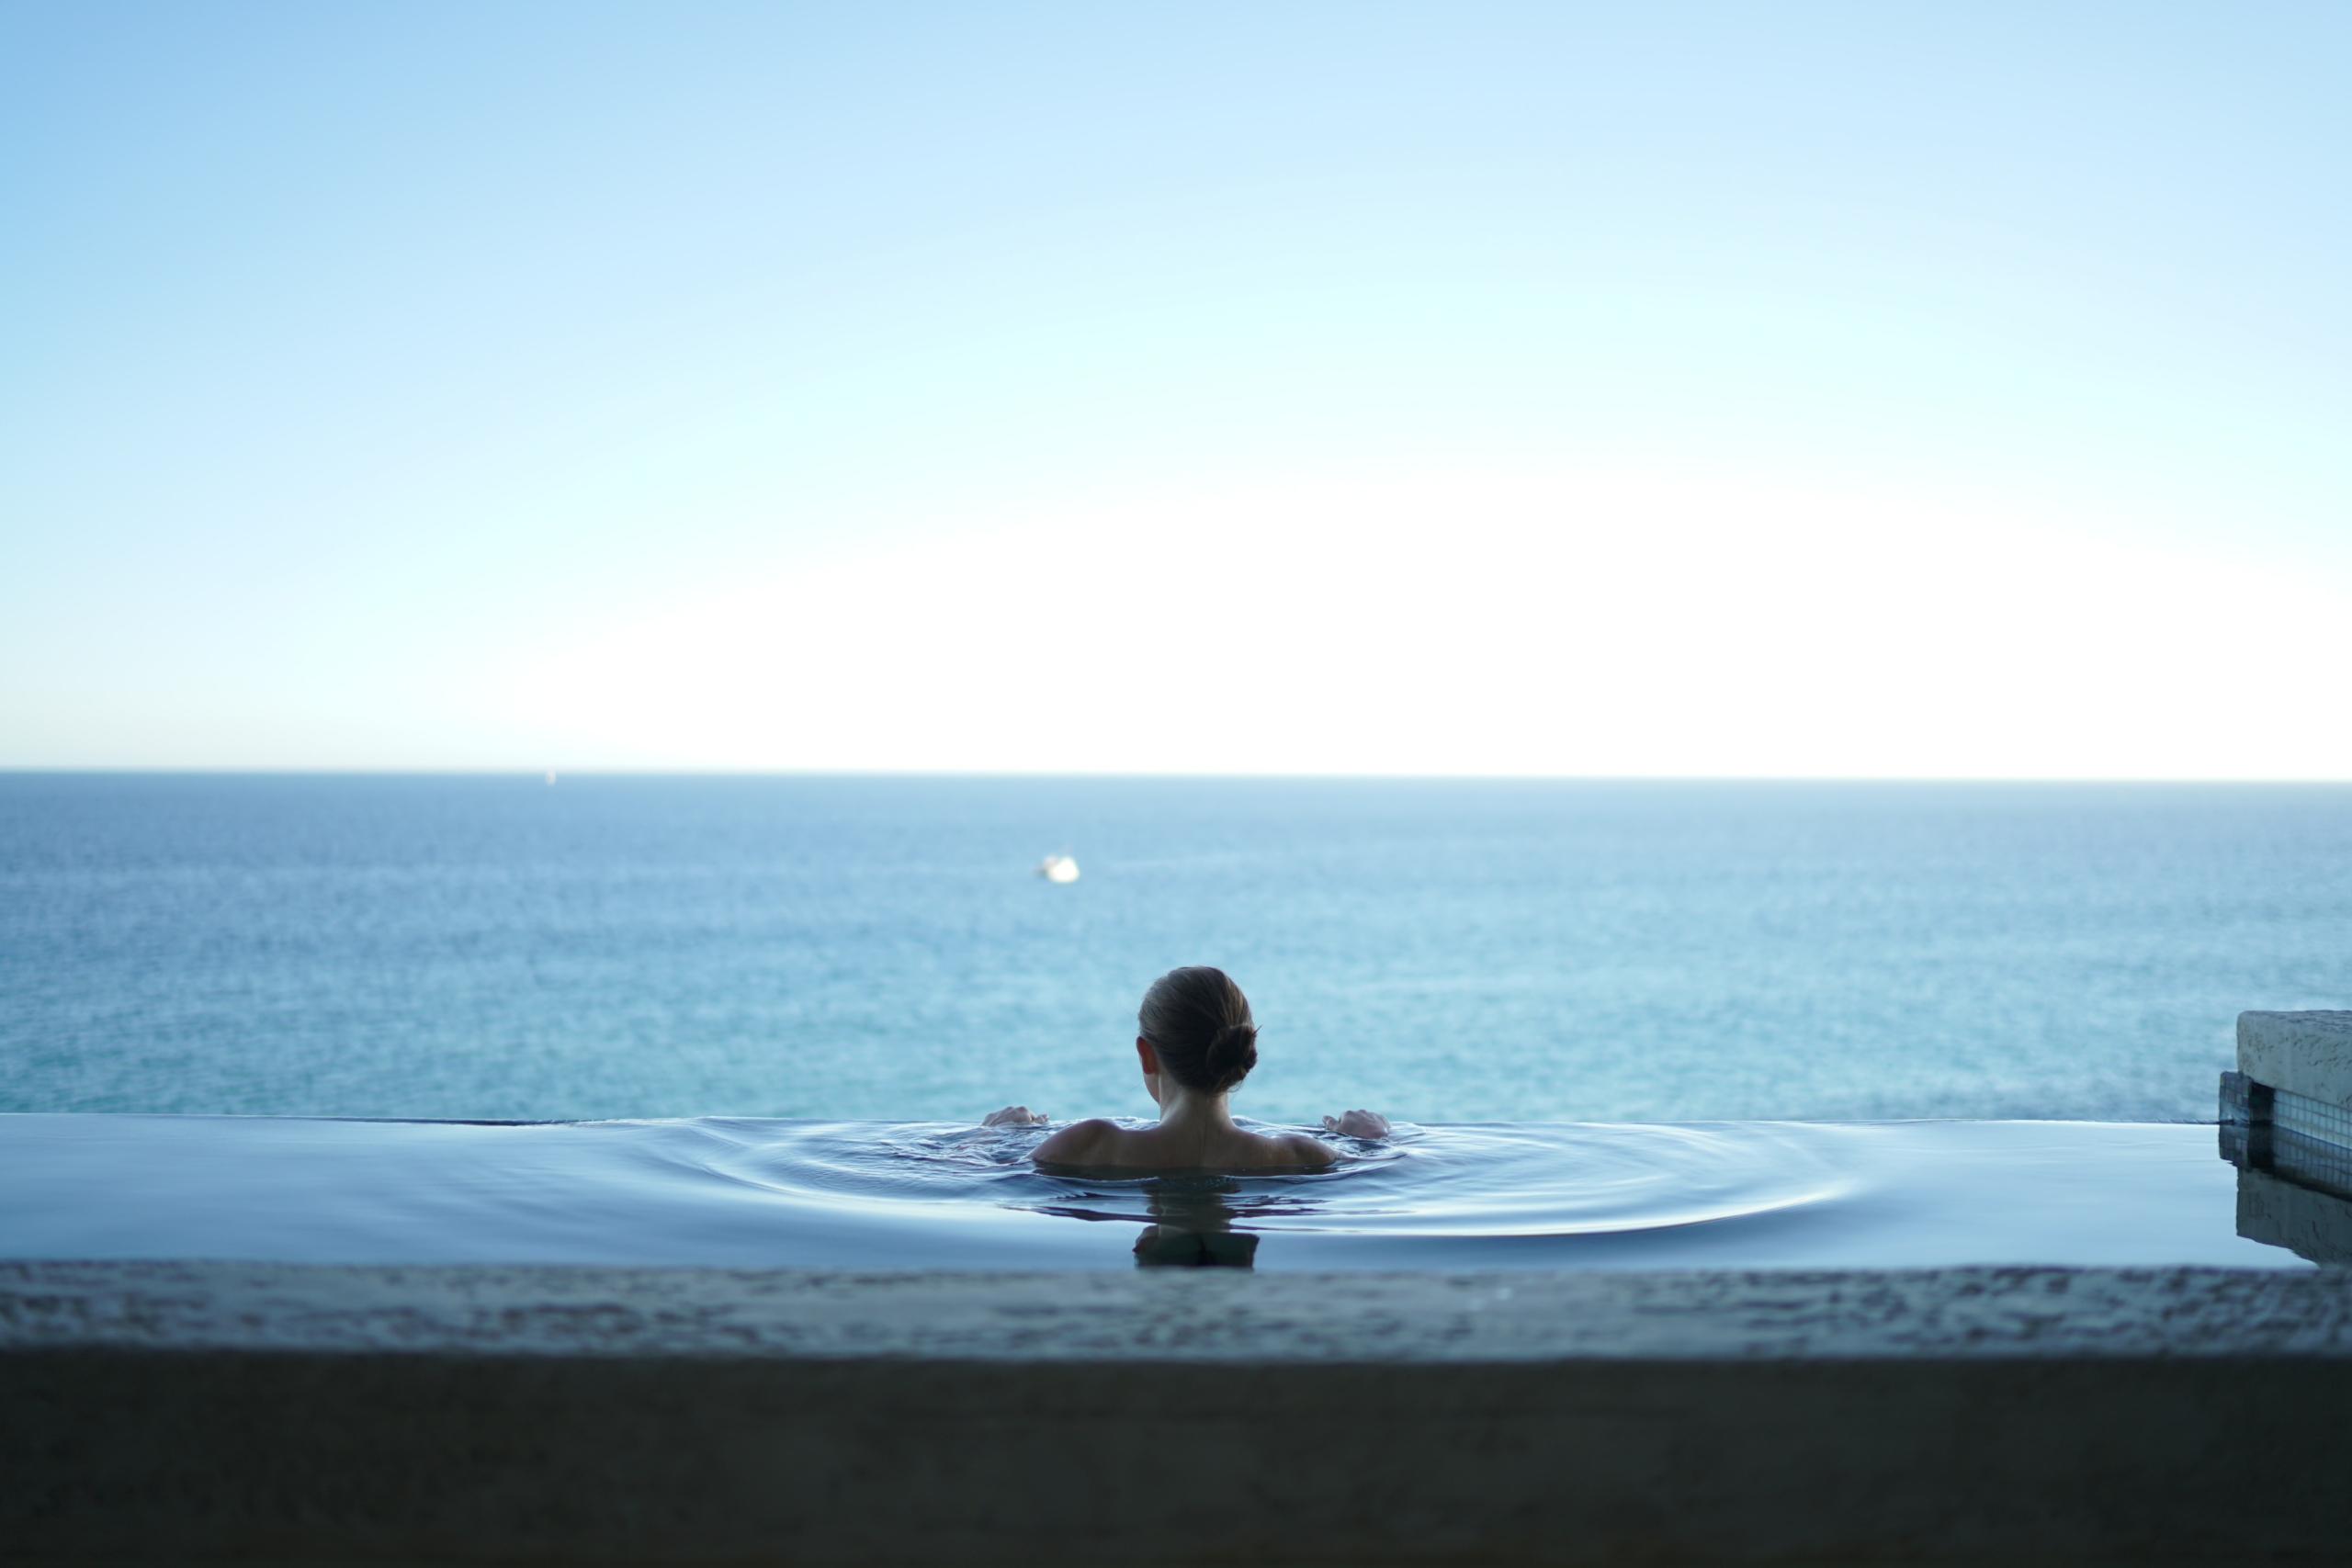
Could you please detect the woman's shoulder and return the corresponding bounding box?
[1031,1118,1125,1165]
[1254,1130,1337,1169]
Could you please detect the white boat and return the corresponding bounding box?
[1037,853,1080,884]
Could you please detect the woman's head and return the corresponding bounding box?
[1137,965,1259,1096]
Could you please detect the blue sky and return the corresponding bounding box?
[4,3,2347,774]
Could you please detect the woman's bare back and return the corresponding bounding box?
[1031,1116,1335,1170]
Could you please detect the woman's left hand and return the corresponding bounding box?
[1322,1109,1391,1138]
[983,1105,1048,1126]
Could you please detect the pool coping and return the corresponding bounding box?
[7,1257,2352,1361]
[8,1259,2352,1566]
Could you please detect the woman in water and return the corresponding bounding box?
[986,965,1389,1168]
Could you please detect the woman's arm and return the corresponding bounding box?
[982,1105,1047,1126]
[1321,1109,1391,1138]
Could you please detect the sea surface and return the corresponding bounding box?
[4,773,2347,1126]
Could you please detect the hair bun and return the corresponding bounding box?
[1204,1021,1260,1090]
[1136,966,1261,1097]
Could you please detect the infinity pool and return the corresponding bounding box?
[0,1113,2299,1272]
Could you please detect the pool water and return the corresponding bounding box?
[0,1113,2300,1273]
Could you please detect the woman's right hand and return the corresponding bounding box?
[1321,1109,1391,1139]
[983,1105,1048,1127]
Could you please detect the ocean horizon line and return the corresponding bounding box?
[6,768,2351,787]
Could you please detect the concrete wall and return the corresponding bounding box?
[8,1260,2352,1566]
[2239,1010,2352,1109]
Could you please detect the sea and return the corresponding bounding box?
[5,773,2346,1126]
[5,774,2347,1273]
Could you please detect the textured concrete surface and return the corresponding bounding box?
[6,1258,2352,1360]
[8,1261,2352,1566]
[2239,1009,2352,1109]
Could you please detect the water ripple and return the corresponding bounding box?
[695,1118,1853,1238]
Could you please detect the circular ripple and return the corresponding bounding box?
[695,1118,1853,1238]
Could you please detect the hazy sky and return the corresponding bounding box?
[5,3,2346,775]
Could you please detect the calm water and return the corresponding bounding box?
[0,1113,2299,1271]
[3,774,2349,1126]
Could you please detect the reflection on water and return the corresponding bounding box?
[2220,1089,2352,1268]
[2233,1165,2352,1267]
[1126,1179,1261,1269]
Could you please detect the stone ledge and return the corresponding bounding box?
[6,1258,2352,1361]
[7,1262,2352,1566]
[2239,1009,2352,1110]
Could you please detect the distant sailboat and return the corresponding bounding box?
[1037,853,1080,884]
